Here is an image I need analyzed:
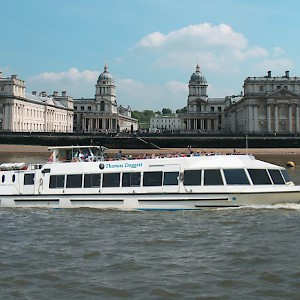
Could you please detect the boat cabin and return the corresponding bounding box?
[48,145,108,163]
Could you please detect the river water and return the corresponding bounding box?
[1,153,300,299]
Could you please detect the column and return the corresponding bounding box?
[274,105,278,133]
[288,104,293,133]
[248,105,254,132]
[267,105,271,133]
[296,105,300,133]
[253,105,258,133]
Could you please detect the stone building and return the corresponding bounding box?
[179,64,225,132]
[150,115,181,132]
[225,71,300,134]
[0,72,73,132]
[73,64,138,133]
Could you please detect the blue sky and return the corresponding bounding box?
[1,0,300,111]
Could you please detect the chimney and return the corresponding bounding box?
[267,71,271,77]
[11,75,17,79]
[53,91,58,97]
[32,91,37,95]
[41,91,47,97]
[285,71,289,78]
[0,72,2,78]
[62,91,67,96]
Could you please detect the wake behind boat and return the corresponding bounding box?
[0,145,299,210]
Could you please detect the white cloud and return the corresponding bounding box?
[26,68,99,98]
[133,23,290,75]
[136,23,247,50]
[29,68,98,83]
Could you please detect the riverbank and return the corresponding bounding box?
[0,144,298,156]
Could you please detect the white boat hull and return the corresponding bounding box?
[1,190,299,210]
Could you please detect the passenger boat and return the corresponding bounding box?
[0,145,299,210]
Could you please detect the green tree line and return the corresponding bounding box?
[131,107,187,128]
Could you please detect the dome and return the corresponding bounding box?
[97,63,114,84]
[189,64,207,84]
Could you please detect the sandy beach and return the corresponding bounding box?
[0,144,298,156]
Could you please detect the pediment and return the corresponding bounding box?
[189,97,208,105]
[45,98,56,105]
[266,88,300,99]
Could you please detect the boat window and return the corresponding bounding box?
[143,171,163,186]
[184,170,201,186]
[84,174,101,188]
[2,175,5,183]
[248,169,272,185]
[102,173,120,187]
[163,172,179,186]
[12,174,15,182]
[268,169,285,185]
[122,172,141,187]
[49,175,65,189]
[223,169,250,185]
[281,169,290,183]
[66,174,83,188]
[204,169,223,185]
[24,173,35,185]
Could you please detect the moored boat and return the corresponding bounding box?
[0,145,299,210]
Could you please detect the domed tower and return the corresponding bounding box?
[187,64,208,112]
[95,63,117,114]
[188,63,208,100]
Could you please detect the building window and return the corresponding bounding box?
[88,106,91,111]
[81,106,84,111]
[100,101,105,111]
[0,86,4,92]
[259,86,264,92]
[277,86,281,89]
[211,107,215,112]
[218,107,222,112]
[74,106,77,110]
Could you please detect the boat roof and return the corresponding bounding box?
[48,145,108,151]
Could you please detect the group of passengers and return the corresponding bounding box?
[111,147,242,161]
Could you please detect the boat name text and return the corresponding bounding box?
[105,162,143,169]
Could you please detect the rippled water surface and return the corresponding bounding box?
[1,207,300,300]
[1,153,300,299]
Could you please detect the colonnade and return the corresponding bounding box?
[183,117,217,132]
[82,117,117,132]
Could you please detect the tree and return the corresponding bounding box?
[176,106,188,114]
[162,108,172,115]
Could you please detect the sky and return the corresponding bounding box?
[1,0,300,111]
